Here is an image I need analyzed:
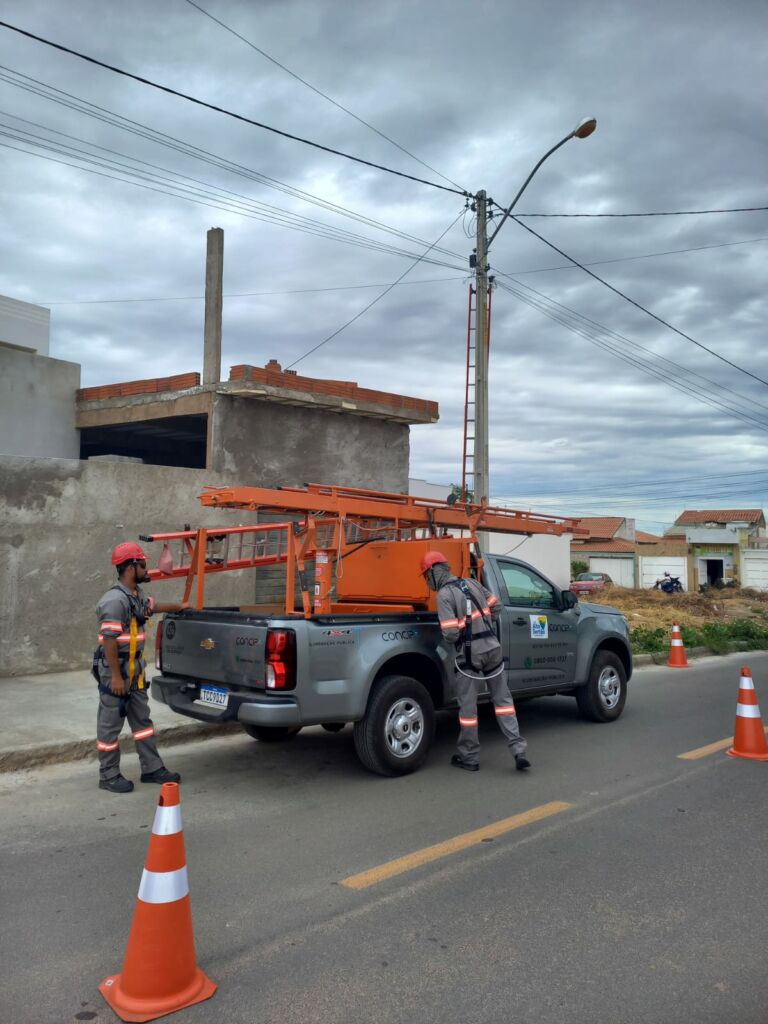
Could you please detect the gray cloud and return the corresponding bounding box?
[0,0,766,530]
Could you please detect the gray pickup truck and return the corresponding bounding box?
[151,553,632,776]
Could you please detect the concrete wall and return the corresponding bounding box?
[484,531,572,589]
[0,457,267,676]
[212,396,409,491]
[0,347,80,458]
[0,294,50,354]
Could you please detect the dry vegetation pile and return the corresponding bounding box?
[586,586,768,653]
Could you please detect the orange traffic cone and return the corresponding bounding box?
[99,783,216,1022]
[726,666,768,762]
[667,622,689,668]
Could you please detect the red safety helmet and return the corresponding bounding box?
[420,550,449,575]
[111,541,148,566]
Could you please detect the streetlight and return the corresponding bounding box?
[471,117,597,517]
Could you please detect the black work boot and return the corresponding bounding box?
[515,755,531,771]
[140,766,181,784]
[99,774,134,794]
[450,754,479,772]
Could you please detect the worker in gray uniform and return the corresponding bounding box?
[94,541,188,793]
[420,550,530,772]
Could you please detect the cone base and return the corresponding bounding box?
[99,968,216,1023]
[667,660,689,668]
[726,746,768,762]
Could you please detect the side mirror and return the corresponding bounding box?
[561,590,578,610]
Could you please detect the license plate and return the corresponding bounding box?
[197,684,229,708]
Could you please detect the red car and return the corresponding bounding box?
[570,571,613,596]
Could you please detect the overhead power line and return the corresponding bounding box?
[514,206,768,218]
[0,112,468,266]
[492,273,768,418]
[182,0,465,193]
[0,19,468,196]
[34,237,768,304]
[0,65,463,258]
[285,210,464,369]
[510,216,768,390]
[493,278,768,436]
[39,276,466,305]
[508,467,768,500]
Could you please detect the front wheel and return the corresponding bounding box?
[575,651,627,723]
[242,725,302,742]
[353,674,435,776]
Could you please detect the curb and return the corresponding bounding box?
[632,641,762,667]
[0,720,241,774]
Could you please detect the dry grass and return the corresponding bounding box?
[590,585,768,632]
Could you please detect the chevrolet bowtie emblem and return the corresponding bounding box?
[200,638,216,650]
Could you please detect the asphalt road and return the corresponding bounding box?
[2,651,767,1024]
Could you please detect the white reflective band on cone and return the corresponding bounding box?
[138,866,189,904]
[152,804,183,835]
[671,640,684,646]
[740,677,755,690]
[736,704,762,718]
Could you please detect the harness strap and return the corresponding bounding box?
[447,579,495,672]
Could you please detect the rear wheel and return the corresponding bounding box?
[353,674,435,776]
[242,725,302,742]
[575,651,627,722]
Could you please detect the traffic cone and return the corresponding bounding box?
[667,622,689,668]
[99,783,216,1022]
[726,666,768,762]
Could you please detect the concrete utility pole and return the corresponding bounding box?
[469,118,597,511]
[473,190,490,507]
[203,227,224,385]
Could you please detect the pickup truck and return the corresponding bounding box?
[151,553,632,776]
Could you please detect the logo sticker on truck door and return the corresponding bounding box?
[530,615,549,639]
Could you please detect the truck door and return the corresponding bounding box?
[491,560,578,690]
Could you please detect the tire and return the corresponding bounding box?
[242,725,302,742]
[575,651,627,723]
[353,674,435,776]
[321,722,346,733]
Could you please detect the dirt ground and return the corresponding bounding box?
[588,585,768,632]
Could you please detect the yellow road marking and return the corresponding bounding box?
[678,726,768,760]
[341,801,572,890]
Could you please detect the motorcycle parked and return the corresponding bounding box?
[653,572,683,594]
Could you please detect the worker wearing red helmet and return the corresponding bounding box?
[420,550,530,773]
[93,541,188,794]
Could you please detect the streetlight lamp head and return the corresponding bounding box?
[573,117,597,139]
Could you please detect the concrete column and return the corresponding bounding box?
[203,227,224,385]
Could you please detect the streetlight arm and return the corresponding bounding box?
[487,132,574,249]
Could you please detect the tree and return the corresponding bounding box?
[571,560,589,578]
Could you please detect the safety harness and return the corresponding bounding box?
[446,578,503,679]
[92,586,147,707]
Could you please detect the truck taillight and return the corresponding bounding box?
[155,620,163,671]
[265,629,296,690]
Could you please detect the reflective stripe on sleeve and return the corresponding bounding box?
[96,739,120,752]
[488,595,498,607]
[736,704,762,718]
[495,706,517,716]
[137,866,189,904]
[152,804,182,836]
[440,618,461,628]
[459,716,478,728]
[132,727,155,742]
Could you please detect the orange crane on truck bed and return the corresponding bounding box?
[141,482,576,617]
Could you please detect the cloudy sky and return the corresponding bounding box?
[1,0,766,531]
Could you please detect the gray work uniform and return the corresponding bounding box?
[436,572,527,765]
[94,582,164,781]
